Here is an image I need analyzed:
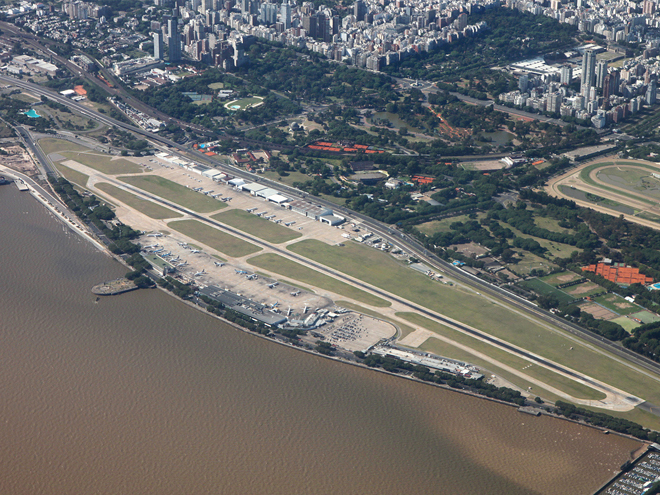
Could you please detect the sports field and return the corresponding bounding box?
[53,163,89,187]
[593,294,641,316]
[539,271,582,287]
[521,278,575,304]
[562,281,604,298]
[286,239,660,412]
[611,316,641,333]
[630,310,660,324]
[60,151,142,175]
[95,183,182,219]
[167,219,261,258]
[120,175,226,213]
[248,253,389,307]
[212,209,301,244]
[224,96,264,110]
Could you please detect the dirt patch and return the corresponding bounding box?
[614,302,634,310]
[566,282,599,295]
[580,303,618,320]
[557,274,578,282]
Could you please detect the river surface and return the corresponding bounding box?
[0,184,642,495]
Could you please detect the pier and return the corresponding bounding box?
[92,278,137,296]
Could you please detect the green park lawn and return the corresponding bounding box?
[212,209,301,244]
[95,183,182,220]
[168,219,261,258]
[248,253,389,307]
[120,175,226,213]
[286,239,660,411]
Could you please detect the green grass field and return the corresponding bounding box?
[248,253,389,307]
[630,310,660,324]
[539,271,582,287]
[95,183,182,220]
[38,138,90,155]
[507,250,559,277]
[400,313,606,402]
[534,216,576,235]
[225,96,264,110]
[212,209,301,244]
[494,221,579,259]
[60,151,142,175]
[521,278,575,304]
[611,316,641,333]
[53,163,88,187]
[208,82,224,89]
[120,175,226,213]
[594,294,641,316]
[168,219,261,258]
[286,239,660,417]
[562,281,605,298]
[415,213,487,236]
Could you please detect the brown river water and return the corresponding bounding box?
[0,185,642,495]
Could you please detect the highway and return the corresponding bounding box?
[6,74,660,402]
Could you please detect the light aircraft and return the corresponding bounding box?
[291,291,300,296]
[268,282,279,289]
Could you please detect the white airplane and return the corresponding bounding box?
[161,251,171,257]
[190,249,201,254]
[178,242,187,246]
[271,301,279,308]
[153,248,164,253]
[303,305,308,314]
[287,306,292,316]
[194,270,205,276]
[246,274,257,280]
[268,282,279,289]
[214,261,225,267]
[246,207,257,213]
[265,215,275,220]
[275,219,282,224]
[285,221,295,226]
[235,269,248,274]
[291,291,300,296]
[177,262,187,267]
[147,233,163,237]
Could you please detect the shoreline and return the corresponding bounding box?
[16,180,655,448]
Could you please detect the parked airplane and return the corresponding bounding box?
[177,262,187,267]
[161,251,171,257]
[287,306,292,316]
[153,248,164,253]
[235,269,248,274]
[274,219,282,224]
[178,242,187,246]
[271,302,279,308]
[246,274,257,280]
[303,305,308,314]
[213,261,225,267]
[194,269,206,276]
[284,221,295,226]
[147,233,163,237]
[290,291,300,296]
[246,207,257,213]
[268,282,279,289]
[190,249,201,254]
[265,215,275,220]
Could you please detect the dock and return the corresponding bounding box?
[14,179,28,191]
[92,278,138,296]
